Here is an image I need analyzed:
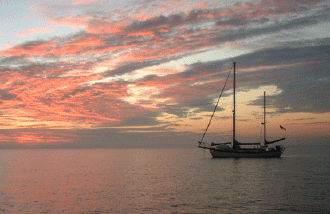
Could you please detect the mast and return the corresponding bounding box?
[233,62,237,149]
[263,91,266,146]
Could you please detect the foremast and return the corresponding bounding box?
[262,91,286,146]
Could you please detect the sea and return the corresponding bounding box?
[0,145,329,213]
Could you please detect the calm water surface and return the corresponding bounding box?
[0,145,329,213]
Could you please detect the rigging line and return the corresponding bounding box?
[200,64,233,142]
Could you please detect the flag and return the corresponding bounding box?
[280,125,286,131]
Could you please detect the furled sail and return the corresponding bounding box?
[265,138,286,145]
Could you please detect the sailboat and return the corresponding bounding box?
[198,62,285,158]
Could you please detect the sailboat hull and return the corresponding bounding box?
[209,149,282,158]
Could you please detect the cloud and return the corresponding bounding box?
[51,16,90,29]
[126,39,330,117]
[0,128,78,147]
[232,42,330,113]
[72,0,106,6]
[0,90,17,101]
[0,0,329,146]
[16,26,53,37]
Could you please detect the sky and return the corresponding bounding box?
[0,0,329,148]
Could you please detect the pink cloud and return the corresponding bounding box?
[51,16,90,29]
[72,0,106,5]
[16,26,53,37]
[85,20,127,34]
[0,41,56,57]
[0,130,78,145]
[13,131,76,145]
[0,67,143,127]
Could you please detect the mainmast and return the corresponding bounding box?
[233,62,237,149]
[263,91,266,146]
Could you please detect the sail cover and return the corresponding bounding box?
[265,138,286,145]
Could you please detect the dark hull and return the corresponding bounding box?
[210,149,282,158]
